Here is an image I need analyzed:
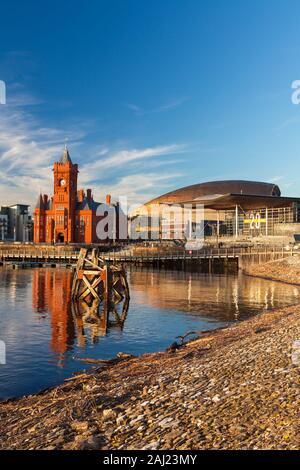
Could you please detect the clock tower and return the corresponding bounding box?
[34,145,123,245]
[52,145,78,243]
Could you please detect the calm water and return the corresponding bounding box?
[0,266,299,400]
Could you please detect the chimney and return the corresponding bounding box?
[77,189,85,202]
[87,189,92,200]
[106,194,111,205]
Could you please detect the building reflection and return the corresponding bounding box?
[32,269,75,354]
[32,269,129,357]
[128,267,300,322]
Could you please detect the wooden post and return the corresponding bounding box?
[71,248,130,311]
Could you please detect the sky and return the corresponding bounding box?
[1,0,300,209]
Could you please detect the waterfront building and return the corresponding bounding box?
[132,180,300,240]
[0,204,33,242]
[34,147,126,244]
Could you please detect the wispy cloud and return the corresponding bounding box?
[273,117,300,132]
[90,172,184,206]
[78,144,186,203]
[125,97,189,116]
[0,89,187,207]
[80,143,186,178]
[0,90,89,205]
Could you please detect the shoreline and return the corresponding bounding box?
[243,256,300,286]
[1,257,300,450]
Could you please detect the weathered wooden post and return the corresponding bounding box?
[71,248,130,304]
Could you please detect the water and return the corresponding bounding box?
[0,266,299,400]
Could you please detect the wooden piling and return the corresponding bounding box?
[71,248,130,305]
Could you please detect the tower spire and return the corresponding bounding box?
[60,141,72,164]
[35,193,44,210]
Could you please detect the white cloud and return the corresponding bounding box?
[0,90,187,208]
[273,117,300,132]
[125,97,189,116]
[0,96,87,206]
[90,172,184,206]
[79,143,186,182]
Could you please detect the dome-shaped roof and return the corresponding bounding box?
[147,180,281,205]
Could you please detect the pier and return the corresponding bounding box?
[0,245,297,269]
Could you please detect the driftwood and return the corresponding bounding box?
[75,353,136,365]
[176,331,198,345]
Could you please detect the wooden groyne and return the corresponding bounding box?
[69,248,130,343]
[71,248,130,303]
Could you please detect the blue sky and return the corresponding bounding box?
[1,0,300,208]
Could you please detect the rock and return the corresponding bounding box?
[142,441,160,450]
[71,421,89,432]
[166,342,179,353]
[74,434,102,450]
[102,409,116,421]
[141,401,150,407]
[158,417,174,428]
[255,327,271,334]
[116,352,135,359]
[116,414,127,426]
[212,395,221,403]
[291,340,300,366]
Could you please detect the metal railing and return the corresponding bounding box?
[0,244,297,262]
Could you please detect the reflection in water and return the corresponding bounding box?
[127,267,298,321]
[0,266,300,400]
[32,269,129,358]
[32,269,74,355]
[71,297,129,347]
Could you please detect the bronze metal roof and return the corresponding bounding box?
[147,180,281,205]
[191,193,300,210]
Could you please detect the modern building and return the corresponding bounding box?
[34,146,126,244]
[132,180,300,240]
[0,204,33,242]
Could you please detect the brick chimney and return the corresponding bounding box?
[86,189,92,200]
[77,189,85,202]
[106,194,111,205]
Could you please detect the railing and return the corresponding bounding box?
[103,245,297,261]
[0,245,297,263]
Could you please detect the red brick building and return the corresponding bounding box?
[34,146,124,244]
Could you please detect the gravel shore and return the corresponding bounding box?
[1,258,300,450]
[245,256,300,285]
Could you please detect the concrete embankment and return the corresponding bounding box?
[1,257,300,450]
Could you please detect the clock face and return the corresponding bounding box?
[60,179,66,187]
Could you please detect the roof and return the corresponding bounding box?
[47,198,53,210]
[191,193,300,210]
[35,195,44,210]
[147,180,282,205]
[76,197,101,211]
[60,145,72,164]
